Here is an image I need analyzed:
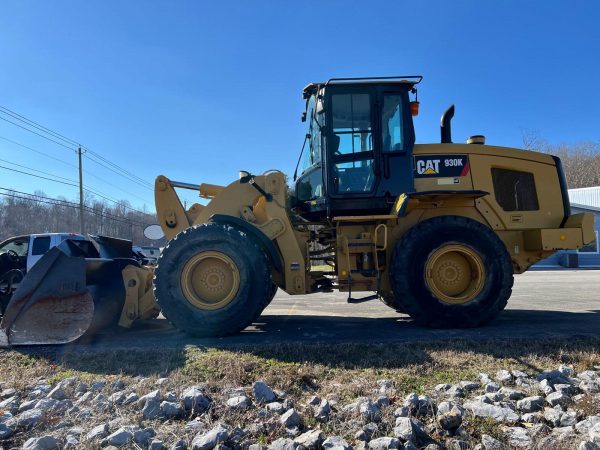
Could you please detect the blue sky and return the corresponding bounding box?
[0,1,599,211]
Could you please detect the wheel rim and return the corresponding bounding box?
[180,251,240,310]
[424,244,485,305]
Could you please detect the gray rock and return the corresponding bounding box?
[192,423,229,450]
[294,429,324,450]
[464,400,519,423]
[181,386,209,410]
[226,395,250,409]
[480,434,503,450]
[323,436,351,450]
[521,412,544,423]
[138,389,161,407]
[150,439,167,450]
[416,395,435,415]
[546,392,571,408]
[437,407,463,431]
[544,408,563,427]
[539,379,554,395]
[108,391,126,405]
[171,440,188,450]
[512,370,528,378]
[18,399,37,413]
[446,385,465,398]
[308,395,321,405]
[253,381,276,403]
[157,377,169,386]
[186,418,205,433]
[143,397,162,419]
[377,379,393,391]
[485,382,501,392]
[503,427,531,448]
[112,379,126,390]
[104,427,134,446]
[0,422,14,439]
[6,408,44,429]
[580,380,600,393]
[160,400,184,418]
[498,387,525,400]
[134,427,156,445]
[437,401,464,416]
[86,423,109,441]
[165,391,178,402]
[579,442,600,450]
[394,417,417,443]
[280,408,301,428]
[22,436,59,450]
[516,395,544,412]
[46,385,66,400]
[577,416,600,434]
[266,401,285,414]
[558,365,574,377]
[268,438,296,450]
[359,400,380,421]
[376,395,390,407]
[554,383,577,395]
[560,411,577,427]
[355,430,368,441]
[435,383,451,391]
[393,406,410,417]
[496,370,513,383]
[314,399,331,421]
[590,423,600,444]
[0,395,20,413]
[459,380,480,391]
[64,435,78,449]
[88,380,105,391]
[479,373,492,384]
[0,387,17,399]
[368,437,400,450]
[123,392,139,405]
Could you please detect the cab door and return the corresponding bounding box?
[327,87,378,198]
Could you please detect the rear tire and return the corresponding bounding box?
[154,222,272,337]
[389,216,513,328]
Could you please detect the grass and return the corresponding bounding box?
[1,338,599,448]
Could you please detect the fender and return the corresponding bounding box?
[209,214,283,273]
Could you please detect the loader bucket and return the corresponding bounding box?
[0,247,94,346]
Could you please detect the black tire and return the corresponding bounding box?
[154,222,272,337]
[379,291,406,314]
[389,216,513,328]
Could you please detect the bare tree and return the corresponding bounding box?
[522,130,600,189]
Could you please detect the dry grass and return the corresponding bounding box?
[1,337,599,448]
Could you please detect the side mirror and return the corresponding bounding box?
[143,224,165,241]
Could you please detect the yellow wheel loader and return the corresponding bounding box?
[152,76,594,336]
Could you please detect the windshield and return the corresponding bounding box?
[300,95,322,173]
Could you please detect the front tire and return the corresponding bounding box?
[389,216,513,328]
[154,222,272,337]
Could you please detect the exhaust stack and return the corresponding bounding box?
[440,104,455,144]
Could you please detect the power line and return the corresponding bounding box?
[0,116,77,151]
[0,134,154,206]
[0,106,154,191]
[0,157,151,215]
[0,135,78,169]
[0,164,79,187]
[0,105,80,148]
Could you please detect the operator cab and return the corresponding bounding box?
[292,76,421,220]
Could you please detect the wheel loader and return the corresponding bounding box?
[151,76,594,336]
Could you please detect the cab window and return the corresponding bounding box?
[381,94,404,152]
[330,92,375,194]
[332,93,372,155]
[31,236,51,255]
[0,237,29,257]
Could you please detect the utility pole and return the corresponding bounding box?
[78,146,84,234]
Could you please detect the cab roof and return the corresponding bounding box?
[303,75,423,98]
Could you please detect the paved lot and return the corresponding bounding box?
[62,270,600,351]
